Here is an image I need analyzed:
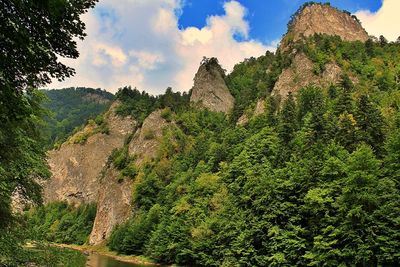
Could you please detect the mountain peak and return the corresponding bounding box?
[280,3,369,49]
[190,57,234,113]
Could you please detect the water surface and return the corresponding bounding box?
[85,253,154,267]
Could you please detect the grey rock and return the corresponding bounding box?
[190,58,234,113]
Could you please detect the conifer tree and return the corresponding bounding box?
[355,95,385,154]
[278,93,297,143]
[335,74,354,116]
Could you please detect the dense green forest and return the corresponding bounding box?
[42,87,113,148]
[104,36,400,266]
[27,202,97,245]
[114,86,190,125]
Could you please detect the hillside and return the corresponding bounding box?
[42,87,114,147]
[26,2,400,267]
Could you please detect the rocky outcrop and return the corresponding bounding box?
[88,168,133,245]
[128,109,171,165]
[281,3,368,50]
[272,52,342,98]
[11,187,33,213]
[43,102,135,205]
[89,109,171,245]
[82,93,111,104]
[272,4,368,98]
[237,99,266,126]
[190,58,234,113]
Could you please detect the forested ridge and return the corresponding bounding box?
[42,87,114,148]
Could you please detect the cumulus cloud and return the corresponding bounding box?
[93,44,127,67]
[355,0,400,42]
[48,0,275,94]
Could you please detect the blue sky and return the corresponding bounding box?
[179,0,382,44]
[49,0,398,94]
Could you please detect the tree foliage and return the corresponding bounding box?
[0,0,97,264]
[42,87,113,148]
[105,35,400,266]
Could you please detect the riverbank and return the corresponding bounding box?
[53,243,163,266]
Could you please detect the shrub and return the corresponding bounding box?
[110,147,129,170]
[99,124,110,135]
[121,162,137,179]
[143,129,156,140]
[160,107,173,122]
[94,114,105,125]
[72,132,89,144]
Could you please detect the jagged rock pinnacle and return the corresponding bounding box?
[190,57,235,113]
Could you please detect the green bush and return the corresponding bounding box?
[160,107,173,122]
[110,147,129,170]
[72,133,89,144]
[143,129,156,140]
[121,162,137,179]
[94,114,105,125]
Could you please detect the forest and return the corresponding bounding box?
[102,35,400,266]
[28,34,400,266]
[1,0,400,266]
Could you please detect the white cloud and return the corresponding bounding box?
[93,44,128,67]
[48,0,275,94]
[129,50,164,70]
[355,0,400,41]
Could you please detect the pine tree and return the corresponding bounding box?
[355,95,385,154]
[365,38,375,57]
[335,74,354,116]
[336,112,358,151]
[265,96,279,126]
[278,93,298,143]
[379,35,388,47]
[337,145,381,265]
[384,129,400,185]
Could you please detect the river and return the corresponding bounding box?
[85,253,155,267]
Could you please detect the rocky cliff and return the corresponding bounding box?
[43,102,135,205]
[273,3,368,98]
[272,52,343,98]
[190,58,234,113]
[237,99,266,126]
[281,3,368,50]
[89,109,171,245]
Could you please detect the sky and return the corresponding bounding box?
[49,0,399,94]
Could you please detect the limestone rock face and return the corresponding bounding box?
[128,109,170,165]
[254,99,266,116]
[88,168,133,245]
[43,102,136,205]
[89,109,170,245]
[237,99,266,126]
[11,187,33,213]
[272,52,342,98]
[190,58,234,113]
[272,4,368,98]
[281,3,368,50]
